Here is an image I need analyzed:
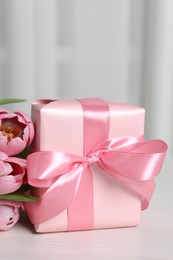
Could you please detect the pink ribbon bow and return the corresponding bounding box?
[25,137,167,230]
[24,98,167,231]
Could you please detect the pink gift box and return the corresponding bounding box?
[25,98,166,233]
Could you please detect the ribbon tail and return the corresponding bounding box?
[138,180,155,210]
[98,139,167,209]
[113,174,155,210]
[24,165,85,225]
[67,166,94,231]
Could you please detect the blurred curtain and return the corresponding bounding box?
[142,0,173,152]
[0,0,173,152]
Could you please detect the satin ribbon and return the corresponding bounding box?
[25,137,167,227]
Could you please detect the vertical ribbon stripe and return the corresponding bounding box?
[67,98,110,231]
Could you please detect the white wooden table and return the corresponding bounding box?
[1,155,173,260]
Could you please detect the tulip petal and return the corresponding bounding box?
[15,111,34,145]
[0,130,26,157]
[0,109,9,116]
[0,151,8,160]
[6,156,27,168]
[0,156,25,194]
[6,138,26,156]
[0,174,23,194]
[0,135,8,151]
[0,200,20,231]
[0,161,12,176]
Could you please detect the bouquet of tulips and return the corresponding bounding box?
[0,99,37,231]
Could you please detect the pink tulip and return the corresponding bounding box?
[0,109,34,156]
[0,200,22,231]
[0,151,26,195]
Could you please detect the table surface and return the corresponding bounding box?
[1,155,173,260]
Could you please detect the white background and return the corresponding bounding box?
[0,0,173,152]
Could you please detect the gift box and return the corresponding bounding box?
[25,98,167,233]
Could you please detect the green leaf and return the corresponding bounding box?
[16,146,31,159]
[0,99,26,105]
[0,188,39,202]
